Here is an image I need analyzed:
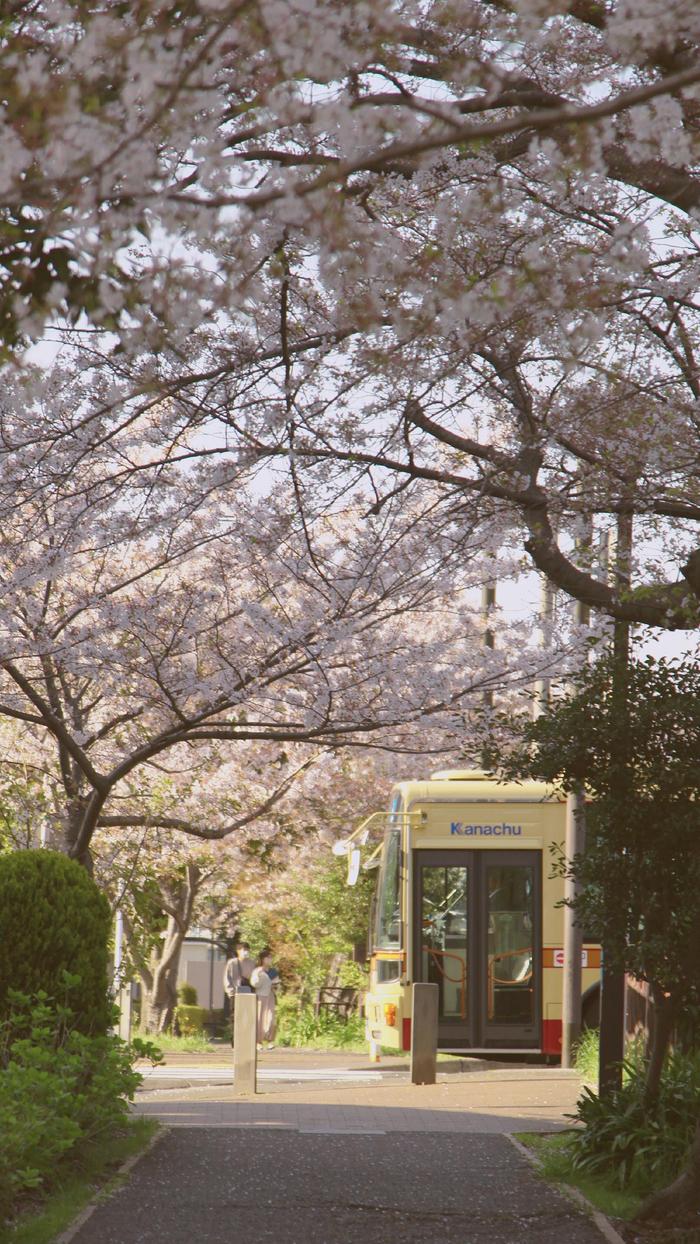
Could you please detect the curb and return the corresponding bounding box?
[53,1125,166,1244]
[506,1134,627,1244]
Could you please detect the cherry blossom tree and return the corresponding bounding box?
[0,418,534,867]
[92,740,445,1032]
[2,0,699,1215]
[5,1,690,647]
[1,0,699,357]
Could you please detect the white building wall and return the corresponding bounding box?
[176,934,228,1010]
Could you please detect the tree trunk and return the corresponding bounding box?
[643,984,676,1106]
[140,925,183,1035]
[138,863,203,1035]
[52,795,96,871]
[635,1117,700,1222]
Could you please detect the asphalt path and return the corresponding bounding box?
[66,1128,608,1244]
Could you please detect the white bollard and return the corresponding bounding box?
[410,982,439,1085]
[233,992,258,1095]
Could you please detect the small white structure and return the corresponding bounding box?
[177,927,228,1010]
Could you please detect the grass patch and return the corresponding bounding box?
[2,1118,160,1244]
[146,1032,215,1053]
[573,1027,599,1086]
[517,1131,642,1222]
[276,1007,367,1050]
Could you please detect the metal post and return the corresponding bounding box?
[208,929,215,1013]
[410,982,439,1084]
[118,983,133,1041]
[112,908,132,1040]
[233,993,258,1095]
[113,908,124,995]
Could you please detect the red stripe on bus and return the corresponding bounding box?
[542,1019,562,1054]
[402,1018,412,1052]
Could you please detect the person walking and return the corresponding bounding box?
[251,948,278,1050]
[223,941,255,1043]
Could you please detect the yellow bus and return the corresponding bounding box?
[362,770,601,1058]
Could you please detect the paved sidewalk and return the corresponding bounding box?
[134,1065,584,1133]
[134,1050,585,1132]
[67,1129,609,1244]
[64,1058,614,1244]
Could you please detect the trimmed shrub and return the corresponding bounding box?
[0,850,112,1035]
[177,982,198,1005]
[175,1004,206,1035]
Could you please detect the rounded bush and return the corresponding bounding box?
[177,981,198,1006]
[0,849,112,1034]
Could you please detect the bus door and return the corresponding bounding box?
[413,850,541,1049]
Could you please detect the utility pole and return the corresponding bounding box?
[481,581,497,709]
[532,554,588,1069]
[598,515,632,1096]
[561,521,592,1067]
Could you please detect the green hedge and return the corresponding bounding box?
[175,1005,206,1035]
[0,850,112,1035]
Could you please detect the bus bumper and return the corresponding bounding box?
[364,989,407,1051]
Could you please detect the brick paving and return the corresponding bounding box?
[134,1057,584,1133]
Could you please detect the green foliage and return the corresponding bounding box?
[523,1132,642,1222]
[276,999,365,1049]
[573,1026,600,1085]
[5,1118,159,1244]
[0,851,112,1035]
[174,1004,206,1036]
[0,983,161,1222]
[336,960,369,990]
[488,653,700,1002]
[240,853,373,993]
[569,1050,700,1191]
[177,982,198,1006]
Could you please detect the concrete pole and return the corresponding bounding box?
[233,992,258,1095]
[554,515,591,1069]
[598,516,632,1096]
[561,519,592,1068]
[411,983,439,1084]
